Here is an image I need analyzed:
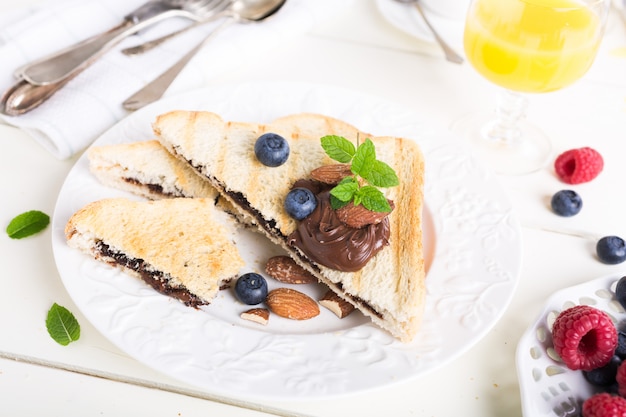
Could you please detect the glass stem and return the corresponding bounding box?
[481,89,528,146]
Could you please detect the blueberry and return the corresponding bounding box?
[583,355,622,386]
[616,277,626,311]
[254,133,289,167]
[551,190,582,217]
[284,188,317,220]
[597,236,626,265]
[615,328,626,359]
[234,273,268,305]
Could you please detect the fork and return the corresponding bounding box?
[121,0,234,56]
[16,0,228,86]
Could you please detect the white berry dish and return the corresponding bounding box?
[516,274,626,417]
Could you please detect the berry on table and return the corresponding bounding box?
[234,273,268,305]
[284,188,317,220]
[582,393,626,417]
[551,305,617,371]
[554,147,604,184]
[551,189,583,217]
[254,133,290,167]
[596,236,626,265]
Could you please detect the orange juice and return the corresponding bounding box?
[464,0,603,93]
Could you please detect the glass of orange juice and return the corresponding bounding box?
[454,0,610,174]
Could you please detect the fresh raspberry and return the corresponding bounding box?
[551,305,617,371]
[554,147,604,184]
[582,393,626,417]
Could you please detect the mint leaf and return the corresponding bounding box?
[320,135,399,213]
[330,177,359,203]
[351,139,376,178]
[358,186,392,212]
[362,159,399,188]
[330,194,350,210]
[6,210,50,239]
[46,303,80,346]
[321,135,356,163]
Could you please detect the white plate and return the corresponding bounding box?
[375,0,466,52]
[516,274,626,417]
[52,81,522,401]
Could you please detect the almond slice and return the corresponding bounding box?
[240,308,270,325]
[319,290,355,318]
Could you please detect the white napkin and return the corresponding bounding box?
[0,0,353,159]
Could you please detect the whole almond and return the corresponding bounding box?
[266,288,320,320]
[335,200,395,229]
[310,164,352,185]
[265,256,317,284]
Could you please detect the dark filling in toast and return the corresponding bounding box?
[123,177,182,198]
[95,240,208,308]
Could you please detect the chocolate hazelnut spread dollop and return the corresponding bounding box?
[287,188,390,272]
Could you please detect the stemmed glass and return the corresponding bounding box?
[453,0,610,175]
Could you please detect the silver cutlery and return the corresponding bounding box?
[16,0,228,86]
[393,0,464,64]
[122,0,287,111]
[0,0,231,116]
[121,0,234,56]
[0,77,73,117]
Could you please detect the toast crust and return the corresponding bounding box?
[154,111,426,341]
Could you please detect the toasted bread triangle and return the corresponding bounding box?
[87,140,218,201]
[153,111,426,342]
[65,197,244,307]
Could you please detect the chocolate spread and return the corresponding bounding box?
[287,184,390,273]
[95,240,209,308]
[123,177,181,198]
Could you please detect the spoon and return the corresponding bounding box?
[0,76,75,117]
[394,0,464,64]
[122,0,286,111]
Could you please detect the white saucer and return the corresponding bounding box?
[375,0,466,52]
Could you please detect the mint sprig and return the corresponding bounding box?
[46,303,81,346]
[321,135,398,213]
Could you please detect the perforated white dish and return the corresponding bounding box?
[516,274,626,417]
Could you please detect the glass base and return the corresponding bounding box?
[452,111,553,176]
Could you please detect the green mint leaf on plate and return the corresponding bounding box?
[321,135,356,163]
[362,159,399,188]
[46,303,80,346]
[351,138,376,178]
[6,210,50,239]
[358,186,392,212]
